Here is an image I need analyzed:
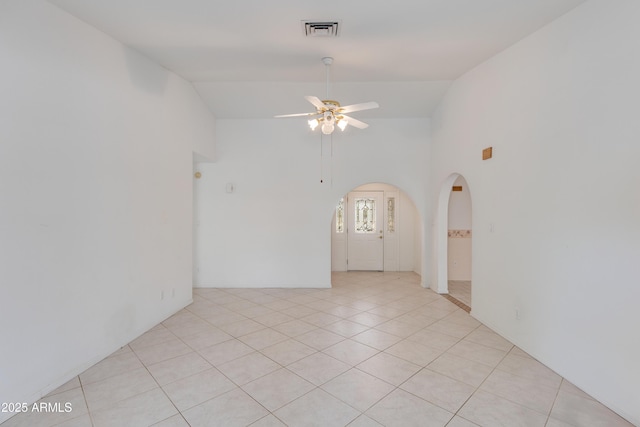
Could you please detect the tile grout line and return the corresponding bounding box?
[79,378,95,427]
[49,273,623,427]
[129,336,185,427]
[545,378,568,427]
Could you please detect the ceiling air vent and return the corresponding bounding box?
[302,21,341,37]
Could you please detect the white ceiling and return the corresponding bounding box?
[50,0,585,118]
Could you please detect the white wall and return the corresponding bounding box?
[413,214,423,276]
[399,192,420,272]
[195,118,431,287]
[0,1,215,421]
[447,238,471,281]
[431,0,640,423]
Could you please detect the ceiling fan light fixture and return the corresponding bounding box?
[274,58,378,135]
[324,111,334,123]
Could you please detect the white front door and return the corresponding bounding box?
[347,191,384,270]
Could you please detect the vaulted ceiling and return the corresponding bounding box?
[50,0,585,119]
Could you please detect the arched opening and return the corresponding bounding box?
[447,176,472,308]
[435,173,473,309]
[330,183,422,275]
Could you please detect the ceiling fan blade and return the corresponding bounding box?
[305,96,326,110]
[274,112,319,118]
[339,101,379,114]
[341,115,369,129]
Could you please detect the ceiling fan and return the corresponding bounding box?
[275,57,379,135]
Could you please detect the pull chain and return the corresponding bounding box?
[320,132,324,183]
[330,131,334,187]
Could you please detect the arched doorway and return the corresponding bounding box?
[435,174,472,309]
[447,176,472,307]
[330,183,422,274]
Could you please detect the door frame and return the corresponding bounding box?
[347,191,385,271]
[435,173,473,294]
[331,185,403,273]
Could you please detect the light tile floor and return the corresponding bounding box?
[2,272,633,427]
[448,281,471,308]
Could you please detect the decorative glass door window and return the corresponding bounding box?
[387,197,395,233]
[335,198,345,233]
[355,198,376,233]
